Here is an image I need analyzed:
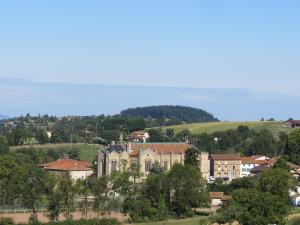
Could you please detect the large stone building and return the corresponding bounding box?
[97,142,210,180]
[210,154,241,180]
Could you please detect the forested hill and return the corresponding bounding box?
[121,105,219,123]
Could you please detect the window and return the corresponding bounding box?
[164,161,169,171]
[233,166,235,170]
[111,160,117,172]
[218,165,221,170]
[145,160,152,172]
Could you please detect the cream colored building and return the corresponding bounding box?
[200,152,210,181]
[210,154,241,180]
[98,142,210,179]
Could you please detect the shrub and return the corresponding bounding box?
[0,218,14,225]
[183,208,195,218]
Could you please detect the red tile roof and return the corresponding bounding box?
[130,142,190,155]
[39,159,93,171]
[241,157,273,165]
[129,149,139,157]
[209,192,224,199]
[127,131,148,140]
[286,120,300,125]
[210,154,240,161]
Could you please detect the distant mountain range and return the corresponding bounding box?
[0,114,10,120]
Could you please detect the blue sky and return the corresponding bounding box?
[0,1,300,120]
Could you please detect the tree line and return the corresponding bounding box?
[0,114,147,147]
[121,105,219,124]
[0,150,208,224]
[147,125,294,158]
[0,105,218,149]
[215,159,297,225]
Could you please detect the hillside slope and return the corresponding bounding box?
[121,105,218,123]
[163,121,290,137]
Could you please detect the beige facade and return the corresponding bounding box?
[39,159,93,181]
[210,154,241,180]
[98,142,210,179]
[200,152,210,180]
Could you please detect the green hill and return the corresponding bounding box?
[163,121,290,137]
[121,105,219,123]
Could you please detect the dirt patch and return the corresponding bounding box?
[0,211,128,224]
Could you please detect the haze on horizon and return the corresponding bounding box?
[1,1,300,120]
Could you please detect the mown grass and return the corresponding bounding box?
[163,121,290,138]
[10,143,101,162]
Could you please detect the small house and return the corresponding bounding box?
[209,192,231,206]
[285,120,300,129]
[39,158,93,180]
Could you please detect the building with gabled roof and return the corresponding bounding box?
[209,192,231,206]
[240,156,274,177]
[285,119,300,129]
[250,164,272,175]
[210,154,241,180]
[127,131,150,143]
[39,158,93,180]
[98,142,211,179]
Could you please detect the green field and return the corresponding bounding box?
[163,121,290,137]
[135,217,205,225]
[10,143,101,162]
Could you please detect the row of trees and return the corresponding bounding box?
[147,126,287,157]
[0,105,219,148]
[0,114,148,146]
[215,160,297,225]
[0,150,208,224]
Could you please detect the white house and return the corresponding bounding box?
[240,156,273,177]
[127,131,150,143]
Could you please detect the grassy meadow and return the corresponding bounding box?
[162,121,290,138]
[10,143,101,162]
